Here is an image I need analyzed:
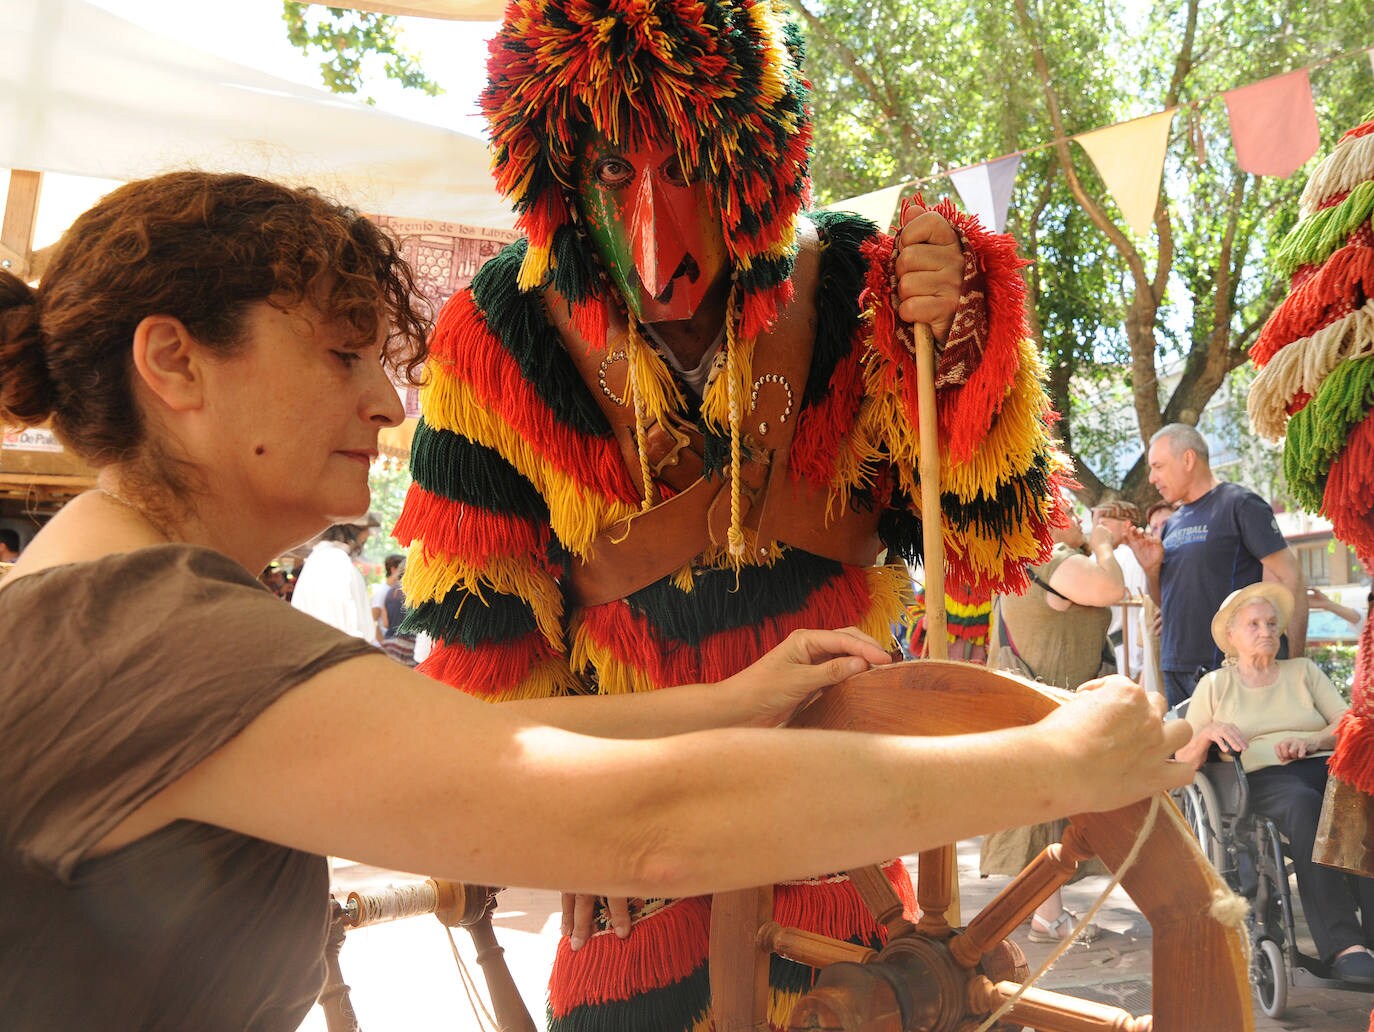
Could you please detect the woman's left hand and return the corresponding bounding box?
[1274,737,1315,763]
[734,627,894,727]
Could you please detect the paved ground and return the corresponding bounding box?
[298,840,1373,1031]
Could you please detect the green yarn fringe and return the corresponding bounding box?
[1284,355,1374,509]
[1273,179,1374,280]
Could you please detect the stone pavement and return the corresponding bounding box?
[298,839,1372,1032]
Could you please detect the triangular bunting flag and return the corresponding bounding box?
[1223,69,1320,178]
[948,154,1022,232]
[824,182,907,231]
[1074,109,1176,237]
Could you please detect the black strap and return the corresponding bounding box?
[1027,568,1071,603]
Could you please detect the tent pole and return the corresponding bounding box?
[1,170,43,280]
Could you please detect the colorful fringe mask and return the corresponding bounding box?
[482,0,813,339]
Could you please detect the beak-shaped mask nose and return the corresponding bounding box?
[631,171,689,302]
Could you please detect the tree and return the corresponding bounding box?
[795,0,1371,508]
[282,2,442,104]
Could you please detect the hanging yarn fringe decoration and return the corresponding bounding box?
[1249,108,1374,799]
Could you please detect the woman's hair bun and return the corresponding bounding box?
[0,269,56,425]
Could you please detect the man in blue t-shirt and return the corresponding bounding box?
[1128,423,1306,707]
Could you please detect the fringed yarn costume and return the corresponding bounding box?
[1248,111,1374,1030]
[396,1,1069,1029]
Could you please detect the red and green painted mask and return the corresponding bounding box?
[575,131,728,324]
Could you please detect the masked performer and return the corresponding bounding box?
[1247,107,1374,1022]
[396,1,1069,1028]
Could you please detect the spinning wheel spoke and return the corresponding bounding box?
[912,847,954,938]
[969,976,1152,1032]
[950,825,1095,968]
[708,662,1252,1032]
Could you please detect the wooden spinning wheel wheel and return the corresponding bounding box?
[708,661,1253,1032]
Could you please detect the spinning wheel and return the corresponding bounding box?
[709,660,1253,1032]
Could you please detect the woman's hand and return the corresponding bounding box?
[1274,737,1316,763]
[1201,721,1249,755]
[1036,676,1194,810]
[731,627,894,728]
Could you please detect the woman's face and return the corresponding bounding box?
[1227,600,1281,662]
[196,299,402,540]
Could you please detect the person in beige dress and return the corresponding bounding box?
[986,515,1128,943]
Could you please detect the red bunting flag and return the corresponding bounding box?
[1223,69,1320,178]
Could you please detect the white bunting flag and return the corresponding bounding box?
[947,154,1022,233]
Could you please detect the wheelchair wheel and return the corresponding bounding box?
[1253,937,1287,1018]
[1178,772,1226,870]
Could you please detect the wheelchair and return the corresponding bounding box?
[1175,747,1374,1017]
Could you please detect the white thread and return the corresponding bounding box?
[349,881,439,927]
[972,795,1164,1032]
[445,923,501,1032]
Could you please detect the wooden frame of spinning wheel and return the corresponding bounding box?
[708,661,1253,1032]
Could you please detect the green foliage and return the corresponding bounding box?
[282,2,442,104]
[359,456,413,570]
[797,0,1372,508]
[1309,644,1357,702]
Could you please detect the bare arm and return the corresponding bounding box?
[95,650,1192,899]
[505,627,892,737]
[1125,527,1163,605]
[1261,547,1307,657]
[1306,588,1363,627]
[1046,526,1126,610]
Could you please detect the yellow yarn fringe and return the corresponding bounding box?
[421,365,637,558]
[483,657,583,703]
[404,548,566,649]
[861,564,918,642]
[569,634,656,696]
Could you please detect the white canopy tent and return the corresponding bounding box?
[1,0,515,275]
[1,0,523,496]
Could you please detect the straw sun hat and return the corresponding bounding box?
[1210,582,1294,656]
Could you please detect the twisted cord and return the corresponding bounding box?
[973,795,1165,1032]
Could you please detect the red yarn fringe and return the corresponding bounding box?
[1338,119,1374,144]
[437,303,641,503]
[1321,411,1374,556]
[1329,714,1374,796]
[394,482,559,574]
[548,897,711,1013]
[1252,245,1374,365]
[932,201,1034,467]
[774,859,915,942]
[417,633,559,696]
[789,347,867,487]
[578,564,878,687]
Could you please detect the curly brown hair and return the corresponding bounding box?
[0,171,429,470]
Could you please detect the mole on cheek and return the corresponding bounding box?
[254,445,266,456]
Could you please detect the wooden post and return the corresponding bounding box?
[1,170,42,280]
[913,323,960,925]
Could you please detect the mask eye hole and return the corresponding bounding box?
[660,155,695,188]
[594,157,635,189]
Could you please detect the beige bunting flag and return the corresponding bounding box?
[1074,109,1177,237]
[824,183,908,232]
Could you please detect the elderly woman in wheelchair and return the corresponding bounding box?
[1175,582,1374,991]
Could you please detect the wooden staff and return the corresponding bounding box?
[913,321,961,928]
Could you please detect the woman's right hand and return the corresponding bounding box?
[1201,721,1248,755]
[1037,676,1194,812]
